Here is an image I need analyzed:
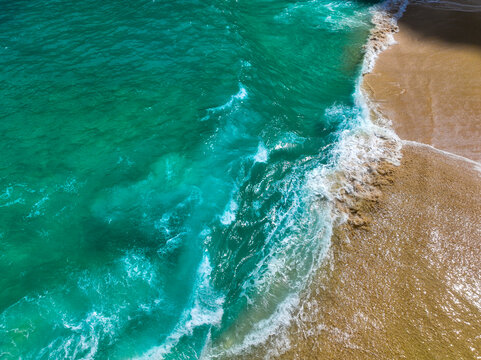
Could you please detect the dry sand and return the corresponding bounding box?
[363,0,481,162]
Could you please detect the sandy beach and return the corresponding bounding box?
[277,143,481,359]
[277,1,481,358]
[363,0,481,162]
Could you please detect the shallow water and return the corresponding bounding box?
[0,0,379,358]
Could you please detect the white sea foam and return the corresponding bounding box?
[221,117,402,357]
[53,311,119,360]
[306,0,405,210]
[121,252,155,285]
[362,0,410,74]
[220,198,239,225]
[210,293,300,359]
[56,177,80,193]
[276,1,371,32]
[213,121,397,358]
[273,132,306,151]
[254,142,269,163]
[269,1,405,355]
[30,252,164,359]
[225,105,402,357]
[138,254,225,360]
[307,118,401,203]
[26,193,50,218]
[202,84,248,121]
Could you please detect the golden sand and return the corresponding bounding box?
[363,1,481,162]
[276,143,481,359]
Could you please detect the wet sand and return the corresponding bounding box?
[363,0,481,162]
[276,143,481,359]
[276,2,481,359]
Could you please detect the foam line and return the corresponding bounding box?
[403,140,481,171]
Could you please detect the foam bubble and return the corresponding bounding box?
[253,142,269,163]
[53,310,119,360]
[210,293,300,359]
[275,1,370,32]
[234,86,248,101]
[121,252,154,285]
[220,199,239,226]
[362,0,409,74]
[273,132,306,151]
[138,253,225,359]
[202,84,248,121]
[26,194,50,218]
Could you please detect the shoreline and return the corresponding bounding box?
[362,0,481,162]
[222,1,481,358]
[280,0,481,358]
[279,142,481,359]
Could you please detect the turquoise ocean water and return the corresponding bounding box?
[1,0,380,358]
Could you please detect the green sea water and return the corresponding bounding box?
[0,0,379,358]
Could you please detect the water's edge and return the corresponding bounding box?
[206,1,410,358]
